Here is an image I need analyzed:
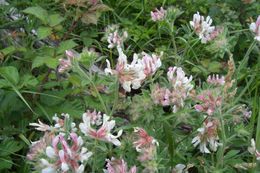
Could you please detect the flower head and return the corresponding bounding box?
[190,12,220,43]
[207,74,225,86]
[249,16,260,41]
[248,138,260,160]
[58,50,79,73]
[141,52,162,76]
[192,119,221,153]
[105,25,128,49]
[79,113,123,146]
[151,7,166,22]
[104,157,137,173]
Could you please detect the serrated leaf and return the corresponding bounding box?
[37,26,52,39]
[57,40,78,54]
[32,56,58,69]
[0,66,19,85]
[23,6,48,24]
[48,14,65,27]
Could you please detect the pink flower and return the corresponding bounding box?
[207,74,225,86]
[190,12,219,43]
[82,110,102,126]
[250,16,260,41]
[58,50,78,73]
[104,157,137,173]
[194,90,222,116]
[79,113,123,146]
[151,7,166,22]
[105,47,146,92]
[105,25,128,48]
[133,127,158,152]
[192,119,221,153]
[29,119,51,132]
[141,52,162,76]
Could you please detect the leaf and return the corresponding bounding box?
[57,40,78,54]
[208,61,222,73]
[32,56,58,69]
[0,140,23,157]
[0,157,13,170]
[81,12,100,25]
[37,26,52,39]
[0,79,10,88]
[48,14,65,27]
[23,6,48,24]
[0,66,19,85]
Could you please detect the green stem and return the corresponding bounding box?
[74,63,109,115]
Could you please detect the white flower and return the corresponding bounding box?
[151,7,166,22]
[105,25,128,48]
[249,16,260,41]
[29,119,51,132]
[79,113,123,146]
[192,120,221,153]
[105,47,146,92]
[46,146,56,159]
[140,52,162,76]
[190,12,216,43]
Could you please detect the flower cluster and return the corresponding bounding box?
[79,112,123,146]
[248,139,260,160]
[249,15,260,41]
[40,133,92,173]
[194,90,222,116]
[190,12,221,43]
[104,157,137,173]
[192,119,221,153]
[105,47,162,92]
[207,74,225,86]
[151,67,193,112]
[58,50,79,73]
[105,24,128,48]
[29,113,77,134]
[133,127,158,172]
[151,7,166,22]
[28,114,92,173]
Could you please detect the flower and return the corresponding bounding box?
[104,157,137,173]
[207,74,225,86]
[29,119,51,132]
[105,25,128,48]
[152,67,193,112]
[42,133,92,173]
[190,12,218,43]
[172,164,187,173]
[58,50,79,73]
[151,7,166,21]
[141,52,162,76]
[248,138,260,160]
[82,110,102,126]
[249,16,260,41]
[105,47,146,92]
[133,127,158,152]
[192,120,221,153]
[194,90,222,116]
[79,113,123,146]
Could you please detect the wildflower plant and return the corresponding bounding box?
[0,0,260,172]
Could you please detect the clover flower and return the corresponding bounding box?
[58,50,79,73]
[104,157,137,173]
[249,16,260,41]
[192,119,221,153]
[105,47,146,92]
[27,132,92,173]
[194,90,222,116]
[30,113,77,134]
[248,138,260,160]
[190,12,220,43]
[141,52,162,76]
[152,67,193,112]
[151,7,166,22]
[79,113,123,146]
[41,133,92,173]
[105,25,128,48]
[83,110,102,126]
[207,74,225,86]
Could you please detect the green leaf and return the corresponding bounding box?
[37,26,52,39]
[57,40,78,54]
[0,79,10,88]
[48,14,65,27]
[208,61,222,73]
[23,6,48,24]
[0,157,13,170]
[0,66,19,85]
[32,56,58,69]
[0,140,23,157]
